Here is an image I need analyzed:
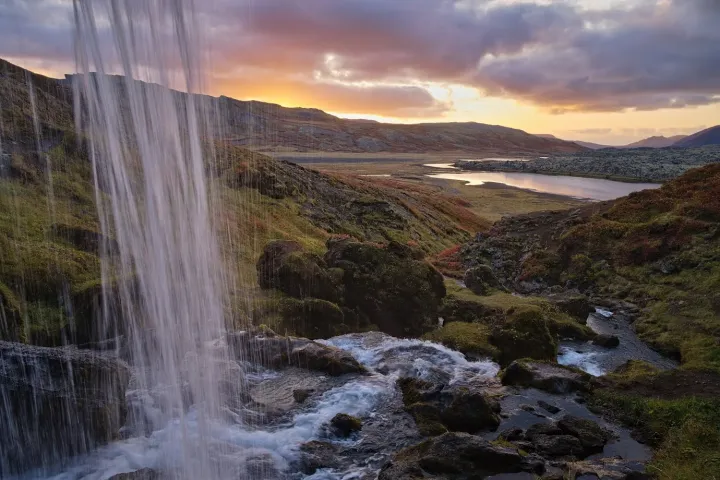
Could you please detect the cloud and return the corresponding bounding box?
[2,0,720,115]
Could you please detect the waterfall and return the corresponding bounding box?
[72,1,230,477]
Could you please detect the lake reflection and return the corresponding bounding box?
[427,171,661,201]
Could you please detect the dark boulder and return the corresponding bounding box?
[538,400,562,414]
[440,387,501,433]
[293,388,314,403]
[324,239,446,337]
[464,264,501,296]
[329,413,363,437]
[500,360,591,394]
[378,432,534,480]
[256,240,341,302]
[557,415,613,455]
[398,378,500,436]
[592,334,620,348]
[533,434,585,458]
[0,341,130,474]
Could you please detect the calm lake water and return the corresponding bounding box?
[427,171,661,201]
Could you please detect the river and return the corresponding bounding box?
[425,168,661,201]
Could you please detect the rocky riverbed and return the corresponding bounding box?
[4,329,658,480]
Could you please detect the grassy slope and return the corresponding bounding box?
[0,61,488,344]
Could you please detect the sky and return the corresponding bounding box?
[1,0,719,145]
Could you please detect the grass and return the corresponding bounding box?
[592,390,720,480]
[423,322,498,358]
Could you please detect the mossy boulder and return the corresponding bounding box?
[546,293,592,322]
[257,240,341,302]
[329,413,363,437]
[438,295,503,324]
[279,298,346,340]
[463,264,501,296]
[491,307,558,366]
[324,239,446,337]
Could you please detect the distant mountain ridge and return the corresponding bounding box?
[674,126,720,148]
[50,59,584,156]
[537,132,705,150]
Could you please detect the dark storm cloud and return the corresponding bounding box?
[2,0,720,115]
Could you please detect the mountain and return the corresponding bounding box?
[623,135,687,148]
[210,100,586,155]
[673,125,720,147]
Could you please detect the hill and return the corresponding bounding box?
[536,134,610,150]
[624,135,686,148]
[674,125,720,147]
[0,58,489,346]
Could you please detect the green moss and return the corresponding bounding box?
[278,297,346,340]
[423,322,499,359]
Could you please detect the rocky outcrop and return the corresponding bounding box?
[503,417,612,461]
[378,432,542,480]
[324,239,446,337]
[398,377,500,436]
[463,265,502,296]
[500,360,591,394]
[298,441,341,475]
[0,341,130,474]
[547,293,592,322]
[256,240,341,302]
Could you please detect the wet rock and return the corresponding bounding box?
[498,427,525,442]
[324,239,446,337]
[526,422,564,439]
[298,441,341,474]
[293,388,314,403]
[378,432,532,480]
[285,341,366,376]
[256,240,341,302]
[464,265,502,296]
[547,293,592,322]
[244,453,281,479]
[108,470,161,480]
[330,413,363,437]
[533,434,584,458]
[0,342,130,474]
[593,334,620,348]
[568,458,651,480]
[558,415,613,455]
[398,378,500,435]
[500,360,591,394]
[227,329,307,367]
[538,400,562,414]
[249,368,325,416]
[440,387,501,433]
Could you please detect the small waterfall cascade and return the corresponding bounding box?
[73,1,230,477]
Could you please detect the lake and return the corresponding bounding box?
[427,171,661,201]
